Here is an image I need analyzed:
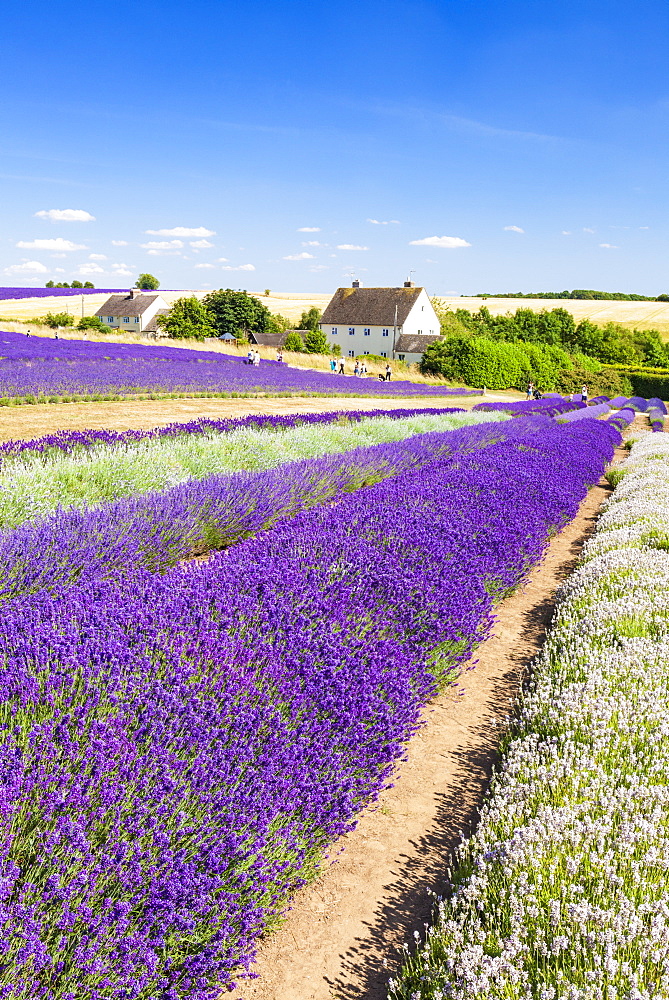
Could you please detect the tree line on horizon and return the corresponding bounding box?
[470,288,669,301]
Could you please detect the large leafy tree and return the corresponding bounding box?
[203,289,271,339]
[302,329,330,354]
[135,273,160,290]
[157,297,214,341]
[297,306,322,332]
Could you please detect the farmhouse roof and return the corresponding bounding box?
[321,286,424,327]
[394,333,441,354]
[248,330,289,347]
[142,309,169,333]
[95,293,160,318]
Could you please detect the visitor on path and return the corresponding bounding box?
[329,357,336,372]
[338,360,345,374]
[354,361,360,376]
[253,350,261,367]
[385,364,392,381]
[360,361,367,377]
[276,349,284,363]
[581,384,588,403]
[247,348,254,365]
[526,382,534,400]
[26,330,30,337]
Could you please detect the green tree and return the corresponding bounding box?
[45,280,54,288]
[297,306,322,333]
[77,316,107,332]
[267,313,292,336]
[40,312,75,328]
[83,281,95,288]
[157,297,215,341]
[203,289,271,339]
[135,273,160,290]
[70,280,83,289]
[302,328,330,354]
[284,331,305,352]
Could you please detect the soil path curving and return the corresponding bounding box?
[227,468,619,1000]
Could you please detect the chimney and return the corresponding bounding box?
[403,280,415,288]
[352,279,360,288]
[130,287,143,298]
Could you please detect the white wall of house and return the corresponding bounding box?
[319,288,440,359]
[100,295,167,332]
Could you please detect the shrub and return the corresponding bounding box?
[39,312,75,328]
[77,316,107,332]
[284,331,305,352]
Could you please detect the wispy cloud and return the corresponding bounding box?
[561,230,572,236]
[4,260,48,274]
[297,227,320,232]
[78,263,104,275]
[190,239,214,248]
[503,225,524,233]
[409,235,471,248]
[194,262,216,269]
[367,219,400,225]
[337,244,369,251]
[583,227,595,234]
[17,237,87,251]
[221,263,255,271]
[284,252,315,260]
[111,240,128,246]
[146,226,215,237]
[302,241,322,247]
[35,208,95,222]
[140,240,184,252]
[599,243,619,249]
[89,253,107,260]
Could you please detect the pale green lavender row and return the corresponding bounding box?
[0,410,506,529]
[389,436,669,1000]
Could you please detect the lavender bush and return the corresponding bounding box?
[473,397,582,417]
[389,432,669,1000]
[0,418,617,998]
[556,401,611,422]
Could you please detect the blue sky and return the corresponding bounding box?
[1,0,667,295]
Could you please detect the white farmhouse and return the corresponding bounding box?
[95,289,169,334]
[319,281,441,363]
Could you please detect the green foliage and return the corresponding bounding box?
[330,343,341,356]
[302,328,330,354]
[267,313,292,336]
[70,280,83,289]
[283,331,305,352]
[135,273,160,290]
[473,288,664,301]
[419,335,572,390]
[45,280,54,288]
[358,353,387,363]
[157,297,214,341]
[40,312,75,328]
[554,363,631,398]
[77,316,107,332]
[431,301,474,338]
[297,306,322,333]
[203,289,271,339]
[83,281,94,288]
[627,372,669,400]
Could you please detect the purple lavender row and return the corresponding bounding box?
[0,417,618,998]
[0,287,124,300]
[0,419,517,603]
[606,407,636,430]
[0,406,464,467]
[556,402,611,422]
[472,397,582,417]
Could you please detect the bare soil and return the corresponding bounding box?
[0,393,519,443]
[226,472,617,1000]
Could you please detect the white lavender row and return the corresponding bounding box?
[389,434,669,1000]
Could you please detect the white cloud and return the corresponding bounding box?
[16,237,88,251]
[297,227,320,232]
[78,263,104,275]
[4,260,48,274]
[89,253,107,260]
[409,235,471,249]
[35,208,95,222]
[145,226,215,237]
[599,243,619,249]
[302,241,322,246]
[194,262,216,269]
[503,225,524,233]
[221,263,255,271]
[284,252,315,260]
[561,230,572,235]
[190,239,214,248]
[50,253,67,259]
[140,240,184,250]
[367,219,400,225]
[583,227,595,234]
[337,244,369,251]
[112,266,132,276]
[54,268,65,274]
[639,226,650,230]
[111,240,128,246]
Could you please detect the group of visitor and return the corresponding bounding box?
[526,381,589,403]
[329,357,345,374]
[246,348,262,366]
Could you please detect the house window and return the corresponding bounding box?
[364,327,370,336]
[381,351,387,358]
[382,328,389,337]
[107,316,114,322]
[398,354,405,361]
[331,327,338,336]
[348,327,355,336]
[123,317,130,323]
[134,317,140,323]
[348,350,355,357]
[417,329,422,335]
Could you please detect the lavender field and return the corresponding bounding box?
[0,404,620,999]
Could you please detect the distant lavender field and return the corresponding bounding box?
[0,329,479,399]
[0,287,125,301]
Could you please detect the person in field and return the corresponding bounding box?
[581,384,588,402]
[276,349,284,363]
[354,360,360,376]
[526,382,534,400]
[338,359,345,374]
[385,363,392,381]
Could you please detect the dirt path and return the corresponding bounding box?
[0,393,521,442]
[228,471,616,1000]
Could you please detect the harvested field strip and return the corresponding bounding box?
[0,409,503,528]
[390,432,669,998]
[0,418,616,998]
